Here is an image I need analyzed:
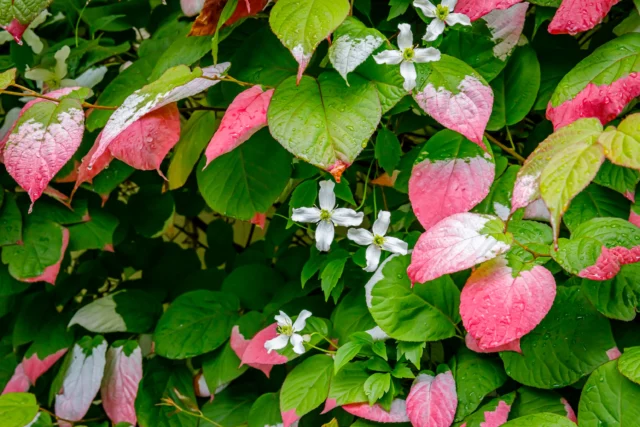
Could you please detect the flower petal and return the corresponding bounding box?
[316,221,335,252]
[264,334,289,353]
[292,207,321,223]
[445,12,471,27]
[373,211,391,236]
[382,237,409,255]
[442,0,458,9]
[292,309,313,332]
[365,245,383,272]
[348,228,375,246]
[274,310,292,327]
[397,23,414,50]
[374,50,403,65]
[319,180,336,210]
[413,0,437,17]
[400,61,417,92]
[290,334,306,355]
[413,47,442,63]
[423,19,446,42]
[332,208,364,227]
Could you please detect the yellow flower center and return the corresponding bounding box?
[403,47,415,61]
[277,324,294,336]
[320,209,332,221]
[436,4,449,21]
[373,235,385,247]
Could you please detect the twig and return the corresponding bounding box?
[484,132,526,164]
[2,88,118,110]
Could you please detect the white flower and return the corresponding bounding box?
[292,180,364,252]
[414,0,471,42]
[347,211,409,272]
[264,310,312,355]
[373,23,441,92]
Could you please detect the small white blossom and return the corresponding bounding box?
[373,23,441,92]
[414,0,471,42]
[292,180,364,252]
[348,211,409,272]
[265,310,312,355]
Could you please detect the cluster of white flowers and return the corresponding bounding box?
[374,0,470,92]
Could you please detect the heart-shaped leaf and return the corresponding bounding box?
[406,371,457,427]
[100,341,142,426]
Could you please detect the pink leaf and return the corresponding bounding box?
[204,86,274,166]
[240,323,289,366]
[2,19,29,44]
[282,408,299,427]
[465,334,522,354]
[406,371,457,427]
[409,151,494,231]
[73,132,114,196]
[230,326,273,377]
[100,344,142,426]
[342,399,410,423]
[250,212,267,229]
[414,76,493,148]
[108,103,180,174]
[608,246,640,265]
[22,227,69,285]
[523,199,551,222]
[548,0,619,35]
[461,257,556,350]
[321,398,338,414]
[1,363,30,394]
[480,400,512,427]
[180,0,205,16]
[607,346,622,360]
[482,3,529,61]
[455,0,523,21]
[546,73,640,130]
[3,90,85,207]
[561,398,577,422]
[407,213,511,284]
[578,246,621,281]
[22,349,68,385]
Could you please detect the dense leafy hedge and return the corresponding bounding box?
[1,0,640,426]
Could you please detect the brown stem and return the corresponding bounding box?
[200,75,259,88]
[484,132,526,164]
[2,88,117,110]
[513,238,547,259]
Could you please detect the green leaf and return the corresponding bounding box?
[330,289,376,344]
[618,347,640,385]
[221,264,283,311]
[599,113,640,170]
[388,0,411,20]
[375,128,402,174]
[268,72,381,172]
[68,289,161,333]
[197,129,292,221]
[0,67,16,90]
[328,17,385,83]
[364,372,391,405]
[1,218,65,281]
[509,387,572,420]
[168,111,219,190]
[68,209,119,251]
[89,159,135,197]
[582,263,640,321]
[397,341,426,370]
[153,290,240,359]
[150,31,212,81]
[291,180,319,209]
[0,393,39,427]
[594,161,640,199]
[502,413,577,427]
[0,193,21,246]
[487,45,540,130]
[391,363,415,379]
[13,293,57,348]
[321,255,348,301]
[540,136,605,239]
[355,53,406,113]
[135,359,198,427]
[367,254,460,342]
[269,0,349,73]
[578,360,640,426]
[474,164,520,220]
[0,264,28,297]
[564,184,630,233]
[452,348,508,421]
[329,361,369,405]
[572,217,640,248]
[280,354,333,421]
[248,393,282,427]
[501,287,616,389]
[0,0,49,25]
[334,341,363,374]
[128,190,175,238]
[200,387,255,427]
